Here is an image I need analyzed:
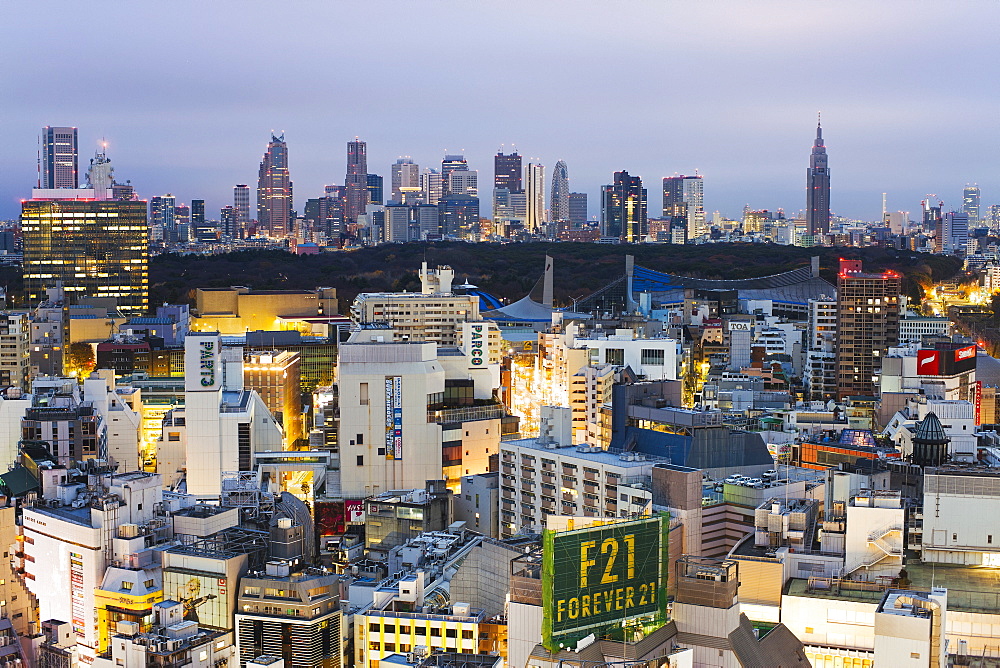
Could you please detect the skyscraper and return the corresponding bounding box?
[367,173,383,205]
[346,139,369,222]
[662,174,705,242]
[257,134,293,237]
[22,197,149,314]
[234,184,251,230]
[601,171,647,242]
[963,184,981,225]
[441,154,469,194]
[494,150,522,193]
[391,158,420,203]
[568,192,588,226]
[40,126,78,189]
[192,199,215,242]
[550,160,569,222]
[85,147,114,194]
[835,259,900,399]
[805,118,831,238]
[421,169,443,206]
[150,194,176,243]
[525,162,545,234]
[221,205,239,238]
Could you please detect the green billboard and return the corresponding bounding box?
[542,515,669,651]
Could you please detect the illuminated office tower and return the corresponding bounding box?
[421,168,443,205]
[922,197,943,234]
[346,139,369,221]
[257,134,293,237]
[221,205,239,238]
[550,160,569,222]
[391,158,419,203]
[494,150,522,193]
[234,183,251,228]
[442,154,468,186]
[601,171,647,242]
[963,184,981,225]
[192,199,216,242]
[40,125,78,188]
[525,162,545,234]
[22,198,149,314]
[662,174,705,242]
[446,168,478,198]
[150,194,176,243]
[835,259,901,399]
[367,173,383,205]
[805,118,830,237]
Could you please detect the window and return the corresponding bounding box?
[462,630,474,639]
[431,627,442,637]
[605,348,624,365]
[640,348,665,365]
[357,455,364,466]
[446,629,457,638]
[121,581,132,591]
[167,432,180,441]
[357,433,364,445]
[360,383,369,405]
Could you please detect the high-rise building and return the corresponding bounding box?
[446,169,478,198]
[40,126,78,189]
[494,150,522,193]
[390,158,419,203]
[805,118,831,238]
[346,139,369,222]
[234,184,251,228]
[662,174,705,241]
[922,197,943,234]
[150,194,176,243]
[221,205,239,238]
[939,211,969,255]
[550,160,569,222]
[442,153,468,189]
[835,259,901,399]
[601,171,647,242]
[85,147,114,193]
[174,203,190,242]
[257,134,293,237]
[22,198,149,314]
[367,173,383,205]
[421,168,443,206]
[191,199,215,242]
[568,192,588,226]
[989,203,1000,230]
[438,194,480,238]
[963,184,981,225]
[525,162,545,234]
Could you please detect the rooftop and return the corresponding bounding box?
[503,438,670,468]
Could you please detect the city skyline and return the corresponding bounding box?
[3,2,998,221]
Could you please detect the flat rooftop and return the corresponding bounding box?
[503,439,670,468]
[907,563,1000,613]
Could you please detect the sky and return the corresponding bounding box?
[2,1,999,222]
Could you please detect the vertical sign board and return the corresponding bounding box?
[976,380,983,426]
[541,515,669,652]
[70,552,86,638]
[385,376,403,460]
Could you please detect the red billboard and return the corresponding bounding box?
[917,350,940,376]
[955,345,976,362]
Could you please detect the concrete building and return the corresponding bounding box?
[243,350,302,446]
[453,472,500,537]
[192,287,337,336]
[235,561,342,668]
[364,482,452,557]
[0,311,30,392]
[919,465,1000,566]
[350,264,480,347]
[835,259,901,398]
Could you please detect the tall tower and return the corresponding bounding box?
[257,134,293,237]
[40,126,78,189]
[525,162,545,234]
[550,160,569,222]
[963,184,981,225]
[835,259,901,399]
[441,154,468,195]
[390,158,419,203]
[662,174,705,242]
[234,184,251,230]
[601,171,647,242]
[806,116,831,238]
[494,150,522,193]
[346,139,369,222]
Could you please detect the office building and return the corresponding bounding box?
[938,211,969,255]
[40,126,78,189]
[549,160,569,223]
[257,134,293,237]
[835,259,901,398]
[568,192,587,226]
[346,139,369,222]
[391,158,420,203]
[367,172,383,205]
[150,194,176,243]
[420,168,443,205]
[0,312,29,392]
[441,154,468,192]
[963,184,981,224]
[493,150,522,193]
[805,118,830,237]
[244,350,302,446]
[22,198,149,315]
[446,168,478,198]
[524,162,545,234]
[438,195,480,238]
[235,561,342,668]
[221,205,239,238]
[85,146,114,193]
[191,198,214,242]
[191,286,337,335]
[922,197,942,234]
[234,184,251,229]
[662,174,705,241]
[601,170,647,242]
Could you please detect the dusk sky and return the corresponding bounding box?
[3,1,998,222]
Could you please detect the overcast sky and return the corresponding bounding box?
[3,1,998,222]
